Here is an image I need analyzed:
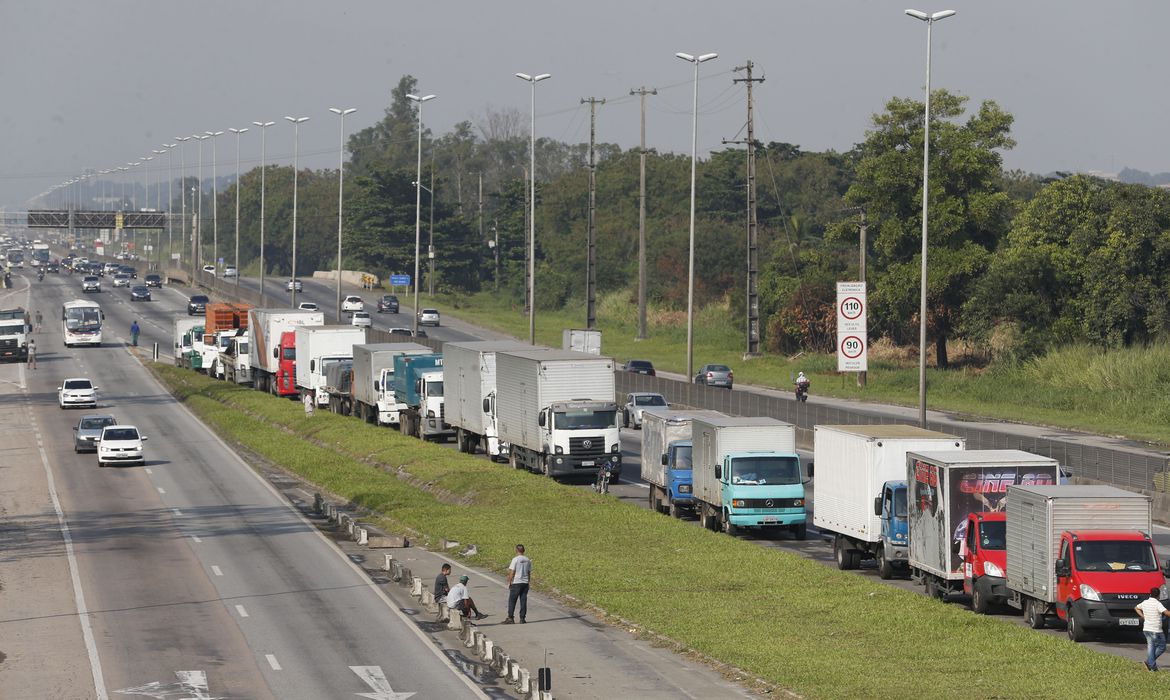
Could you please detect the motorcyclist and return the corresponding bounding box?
[36,269,44,281]
[795,371,811,401]
[594,462,614,494]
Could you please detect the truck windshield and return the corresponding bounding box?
[1074,540,1159,572]
[0,321,24,335]
[554,409,617,430]
[320,358,346,377]
[671,445,693,470]
[426,380,444,397]
[731,456,801,485]
[978,521,1006,550]
[283,347,295,360]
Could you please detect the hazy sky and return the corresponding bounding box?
[3,1,1165,208]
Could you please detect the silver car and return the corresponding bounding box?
[73,414,117,453]
[694,364,734,389]
[623,392,668,429]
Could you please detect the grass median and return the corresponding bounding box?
[154,363,1161,698]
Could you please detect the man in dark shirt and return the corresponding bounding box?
[434,563,452,602]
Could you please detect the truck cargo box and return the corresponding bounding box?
[641,408,725,489]
[352,342,430,408]
[248,308,324,376]
[443,341,531,437]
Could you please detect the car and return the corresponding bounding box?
[351,311,372,328]
[286,278,303,292]
[130,285,151,302]
[694,363,734,389]
[119,266,137,278]
[417,308,440,326]
[97,425,147,467]
[112,274,131,288]
[342,295,364,313]
[388,327,427,339]
[297,301,319,311]
[144,273,162,288]
[223,266,238,278]
[377,294,400,313]
[46,261,59,273]
[187,294,209,315]
[623,392,668,429]
[58,378,98,409]
[104,262,121,275]
[81,275,101,293]
[202,264,217,277]
[73,414,118,453]
[624,359,656,376]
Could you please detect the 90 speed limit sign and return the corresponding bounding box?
[836,282,868,371]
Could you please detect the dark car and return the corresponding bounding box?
[625,359,656,376]
[144,273,162,288]
[130,285,151,302]
[46,261,59,273]
[388,327,427,339]
[187,294,209,315]
[694,363,734,389]
[377,294,400,313]
[119,265,137,278]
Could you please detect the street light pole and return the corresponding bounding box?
[164,144,176,270]
[252,121,275,300]
[905,8,956,428]
[229,127,249,285]
[407,93,435,335]
[206,130,224,272]
[285,116,310,308]
[676,51,718,379]
[515,72,550,345]
[175,136,191,278]
[194,134,209,269]
[329,107,357,322]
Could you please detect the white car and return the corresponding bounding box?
[112,274,131,288]
[59,378,98,409]
[202,264,217,277]
[297,301,319,311]
[223,266,238,278]
[342,295,364,313]
[623,392,668,429]
[351,311,372,328]
[417,308,440,326]
[286,278,303,292]
[97,425,147,467]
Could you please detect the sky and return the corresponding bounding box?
[3,1,1166,208]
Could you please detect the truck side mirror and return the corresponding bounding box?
[806,461,814,478]
[661,454,668,466]
[483,398,491,413]
[952,541,962,556]
[714,465,722,480]
[273,348,279,359]
[1055,561,1070,578]
[538,412,546,427]
[310,359,316,372]
[874,497,882,517]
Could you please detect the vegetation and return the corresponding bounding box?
[153,363,1167,699]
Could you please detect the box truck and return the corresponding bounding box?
[443,340,531,460]
[813,425,964,579]
[324,358,355,415]
[1005,484,1166,641]
[249,308,324,396]
[641,408,725,518]
[691,416,806,537]
[172,317,201,367]
[351,342,431,425]
[392,353,452,441]
[294,325,366,406]
[495,348,620,478]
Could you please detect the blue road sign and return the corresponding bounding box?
[390,274,411,286]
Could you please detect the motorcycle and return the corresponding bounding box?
[593,464,614,495]
[36,270,44,282]
[795,380,810,403]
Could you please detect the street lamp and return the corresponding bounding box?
[154,149,167,269]
[515,72,550,345]
[206,130,225,272]
[175,136,192,278]
[412,179,435,296]
[675,51,718,379]
[140,156,154,260]
[252,121,276,298]
[406,93,435,335]
[194,134,210,269]
[163,144,176,270]
[329,107,357,321]
[905,8,956,428]
[228,127,249,285]
[285,116,310,307]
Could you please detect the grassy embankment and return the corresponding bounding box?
[422,290,1170,445]
[154,362,1162,699]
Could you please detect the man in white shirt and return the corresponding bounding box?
[447,575,486,620]
[1135,587,1170,671]
[503,544,532,624]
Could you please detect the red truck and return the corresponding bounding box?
[248,308,324,397]
[961,511,1008,614]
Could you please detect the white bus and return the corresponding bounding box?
[62,299,104,347]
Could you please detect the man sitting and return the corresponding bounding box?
[446,575,487,620]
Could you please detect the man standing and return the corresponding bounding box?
[434,563,452,602]
[26,338,36,370]
[1136,587,1170,671]
[130,320,140,347]
[503,544,531,624]
[303,392,315,417]
[446,575,487,620]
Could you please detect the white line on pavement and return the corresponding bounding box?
[144,467,153,474]
[190,535,202,543]
[211,565,223,577]
[171,508,182,517]
[156,487,165,494]
[265,654,281,671]
[235,605,249,618]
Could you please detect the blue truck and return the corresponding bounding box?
[641,408,725,518]
[391,353,453,441]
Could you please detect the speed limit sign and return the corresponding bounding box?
[837,282,868,371]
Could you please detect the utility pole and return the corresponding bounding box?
[523,167,530,314]
[428,154,435,296]
[492,218,500,292]
[478,173,486,289]
[727,60,764,358]
[858,207,868,387]
[581,97,605,329]
[630,86,656,340]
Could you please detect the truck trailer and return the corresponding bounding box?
[641,407,725,518]
[248,308,324,396]
[442,340,531,460]
[294,325,366,406]
[351,342,431,425]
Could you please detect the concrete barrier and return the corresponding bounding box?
[313,493,324,513]
[438,604,450,622]
[356,527,368,546]
[365,530,407,548]
[517,668,531,694]
[447,612,463,631]
[410,576,423,597]
[475,633,487,657]
[483,639,495,662]
[382,554,394,571]
[507,659,521,683]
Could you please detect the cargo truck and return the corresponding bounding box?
[813,425,965,579]
[220,332,251,384]
[324,358,354,415]
[351,342,431,425]
[249,308,324,396]
[907,450,1059,601]
[495,349,620,478]
[294,325,366,407]
[443,340,531,461]
[1005,484,1167,641]
[641,407,725,518]
[0,308,31,361]
[392,353,452,441]
[201,303,250,374]
[173,317,201,367]
[691,416,806,538]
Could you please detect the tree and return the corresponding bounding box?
[348,75,427,177]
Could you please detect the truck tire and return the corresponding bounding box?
[648,489,659,513]
[834,536,859,570]
[698,504,716,531]
[970,580,990,614]
[877,547,894,580]
[721,510,739,536]
[1067,605,1090,642]
[792,523,807,541]
[1025,598,1046,629]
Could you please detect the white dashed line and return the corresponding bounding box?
[211,565,223,577]
[235,605,249,618]
[144,467,153,474]
[189,535,202,543]
[265,654,281,671]
[171,508,182,517]
[156,487,165,494]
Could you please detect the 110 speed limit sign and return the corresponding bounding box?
[837,282,868,372]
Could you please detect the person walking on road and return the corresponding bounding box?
[34,309,42,332]
[503,544,531,624]
[1136,587,1170,671]
[434,563,452,603]
[446,575,487,620]
[130,320,140,347]
[26,338,36,370]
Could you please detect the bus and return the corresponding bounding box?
[31,243,49,268]
[62,299,104,347]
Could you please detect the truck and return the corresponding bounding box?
[813,425,965,579]
[0,308,31,360]
[324,358,355,415]
[392,353,453,441]
[219,331,251,384]
[641,407,725,518]
[201,303,250,374]
[1005,484,1166,641]
[294,325,366,407]
[906,450,1059,602]
[443,340,532,461]
[248,308,325,396]
[691,415,806,538]
[561,328,601,355]
[495,348,620,478]
[172,317,201,367]
[352,342,432,426]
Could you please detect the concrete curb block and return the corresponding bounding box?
[446,613,463,631]
[356,526,368,545]
[438,605,450,622]
[313,492,324,513]
[410,576,423,597]
[517,668,531,694]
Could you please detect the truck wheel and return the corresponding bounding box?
[877,548,894,580]
[648,489,659,512]
[1067,605,1090,642]
[834,536,858,571]
[721,511,739,536]
[698,505,713,531]
[971,581,990,614]
[793,523,807,541]
[1025,599,1046,629]
[668,498,684,519]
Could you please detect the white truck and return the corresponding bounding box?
[691,416,806,537]
[248,308,324,396]
[294,325,366,406]
[495,348,621,479]
[219,330,251,384]
[813,425,965,578]
[562,328,601,355]
[351,342,431,425]
[641,408,725,518]
[173,317,201,367]
[443,340,531,461]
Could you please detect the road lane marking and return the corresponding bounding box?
[171,508,183,517]
[114,670,218,700]
[190,535,202,543]
[211,565,223,577]
[157,487,165,494]
[265,654,281,671]
[350,665,416,699]
[235,605,249,618]
[145,467,153,474]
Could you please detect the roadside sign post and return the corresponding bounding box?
[390,274,410,295]
[836,281,868,374]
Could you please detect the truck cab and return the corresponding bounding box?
[0,309,31,360]
[414,369,450,439]
[961,511,1007,613]
[312,355,351,406]
[375,366,399,425]
[717,450,806,536]
[662,439,695,509]
[480,391,508,460]
[539,400,621,478]
[222,335,250,384]
[1055,530,1166,641]
[272,331,297,396]
[875,479,909,578]
[181,325,206,370]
